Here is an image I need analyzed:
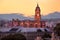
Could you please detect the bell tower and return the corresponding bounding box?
[35,4,41,22]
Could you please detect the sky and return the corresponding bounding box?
[0,0,60,17]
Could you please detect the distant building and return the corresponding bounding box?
[45,20,60,28]
[12,4,46,28]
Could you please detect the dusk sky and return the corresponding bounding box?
[0,0,60,16]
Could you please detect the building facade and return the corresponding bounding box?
[12,4,45,28]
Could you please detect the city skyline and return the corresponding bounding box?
[0,0,60,17]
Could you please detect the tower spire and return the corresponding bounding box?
[35,2,41,21]
[36,0,39,7]
[37,3,39,7]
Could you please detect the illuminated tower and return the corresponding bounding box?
[35,4,41,22]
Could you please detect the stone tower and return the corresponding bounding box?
[34,4,41,28]
[35,4,41,22]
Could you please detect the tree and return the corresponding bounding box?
[37,29,42,32]
[1,33,26,40]
[54,23,60,36]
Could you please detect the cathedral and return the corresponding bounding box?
[12,4,45,28]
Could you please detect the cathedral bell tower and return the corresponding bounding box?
[35,4,41,22]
